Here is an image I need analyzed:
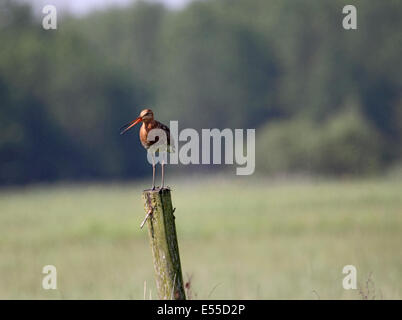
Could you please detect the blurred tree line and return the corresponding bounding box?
[0,0,401,185]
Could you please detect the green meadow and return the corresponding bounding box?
[1,178,401,299]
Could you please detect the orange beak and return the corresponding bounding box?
[120,117,142,135]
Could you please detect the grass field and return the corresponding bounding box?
[1,177,401,299]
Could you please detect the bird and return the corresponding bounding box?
[120,109,172,190]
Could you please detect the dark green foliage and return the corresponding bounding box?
[0,0,401,184]
[257,107,384,175]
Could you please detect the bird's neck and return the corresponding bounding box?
[143,120,156,130]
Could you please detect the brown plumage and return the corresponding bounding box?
[120,109,171,190]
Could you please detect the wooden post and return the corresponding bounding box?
[142,188,186,300]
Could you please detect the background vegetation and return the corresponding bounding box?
[1,179,402,299]
[1,0,401,185]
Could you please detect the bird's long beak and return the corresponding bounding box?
[120,117,142,135]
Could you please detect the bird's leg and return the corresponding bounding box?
[161,155,165,190]
[152,154,156,191]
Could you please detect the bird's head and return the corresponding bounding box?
[120,109,154,135]
[139,109,154,122]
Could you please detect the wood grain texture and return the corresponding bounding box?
[142,188,186,300]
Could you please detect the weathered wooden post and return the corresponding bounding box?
[141,188,186,300]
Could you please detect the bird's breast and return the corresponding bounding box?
[139,124,152,149]
[139,121,170,151]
